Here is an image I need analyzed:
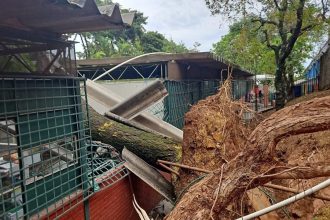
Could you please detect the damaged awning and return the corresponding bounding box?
[0,0,134,55]
[0,0,134,34]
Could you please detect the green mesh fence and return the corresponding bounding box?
[163,80,221,129]
[0,76,128,219]
[0,76,91,219]
[87,141,128,190]
[148,79,254,129]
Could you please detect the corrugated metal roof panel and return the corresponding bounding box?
[0,0,133,34]
[67,0,87,8]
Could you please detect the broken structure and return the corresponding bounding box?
[77,52,254,129]
[0,1,165,220]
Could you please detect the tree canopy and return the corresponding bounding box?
[206,0,329,109]
[77,1,189,59]
[213,16,316,79]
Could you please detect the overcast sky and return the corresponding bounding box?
[116,0,229,51]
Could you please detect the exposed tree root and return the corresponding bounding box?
[167,80,330,219]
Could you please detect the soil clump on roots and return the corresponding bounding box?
[168,78,330,220]
[174,79,252,194]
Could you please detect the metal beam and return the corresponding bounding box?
[12,54,33,73]
[92,52,171,81]
[102,68,115,80]
[0,55,13,72]
[117,66,128,80]
[85,79,183,142]
[148,64,159,79]
[0,44,68,56]
[42,49,63,74]
[90,67,100,80]
[132,66,145,79]
[122,147,176,203]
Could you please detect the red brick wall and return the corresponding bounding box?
[49,172,167,220]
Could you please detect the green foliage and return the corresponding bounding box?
[78,2,189,59]
[206,0,329,108]
[163,39,189,53]
[213,19,276,75]
[0,55,35,72]
[140,31,166,53]
[213,17,316,79]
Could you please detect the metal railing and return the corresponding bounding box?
[293,77,319,98]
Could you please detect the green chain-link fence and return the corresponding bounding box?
[148,79,254,129]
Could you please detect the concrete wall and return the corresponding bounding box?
[320,48,330,90]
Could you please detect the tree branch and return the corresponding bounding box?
[263,30,279,52]
[273,0,282,11]
[300,22,321,34]
[259,166,330,180]
[278,0,288,46]
[251,18,279,26]
[280,0,306,63]
[321,0,329,20]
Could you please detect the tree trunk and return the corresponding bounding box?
[275,62,287,110]
[283,66,295,100]
[87,106,182,166]
[166,96,330,220]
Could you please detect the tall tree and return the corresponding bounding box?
[213,19,277,75]
[140,31,167,53]
[213,16,317,97]
[77,1,189,59]
[206,0,329,109]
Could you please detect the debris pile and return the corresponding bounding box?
[167,78,330,220]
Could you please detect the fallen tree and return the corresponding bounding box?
[167,80,330,219]
[87,105,182,166]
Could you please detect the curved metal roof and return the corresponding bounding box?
[77,52,253,79]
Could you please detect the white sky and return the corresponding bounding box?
[116,0,229,51]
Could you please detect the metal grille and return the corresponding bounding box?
[87,141,129,191]
[0,76,92,219]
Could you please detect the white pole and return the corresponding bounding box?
[236,178,330,220]
[92,52,171,82]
